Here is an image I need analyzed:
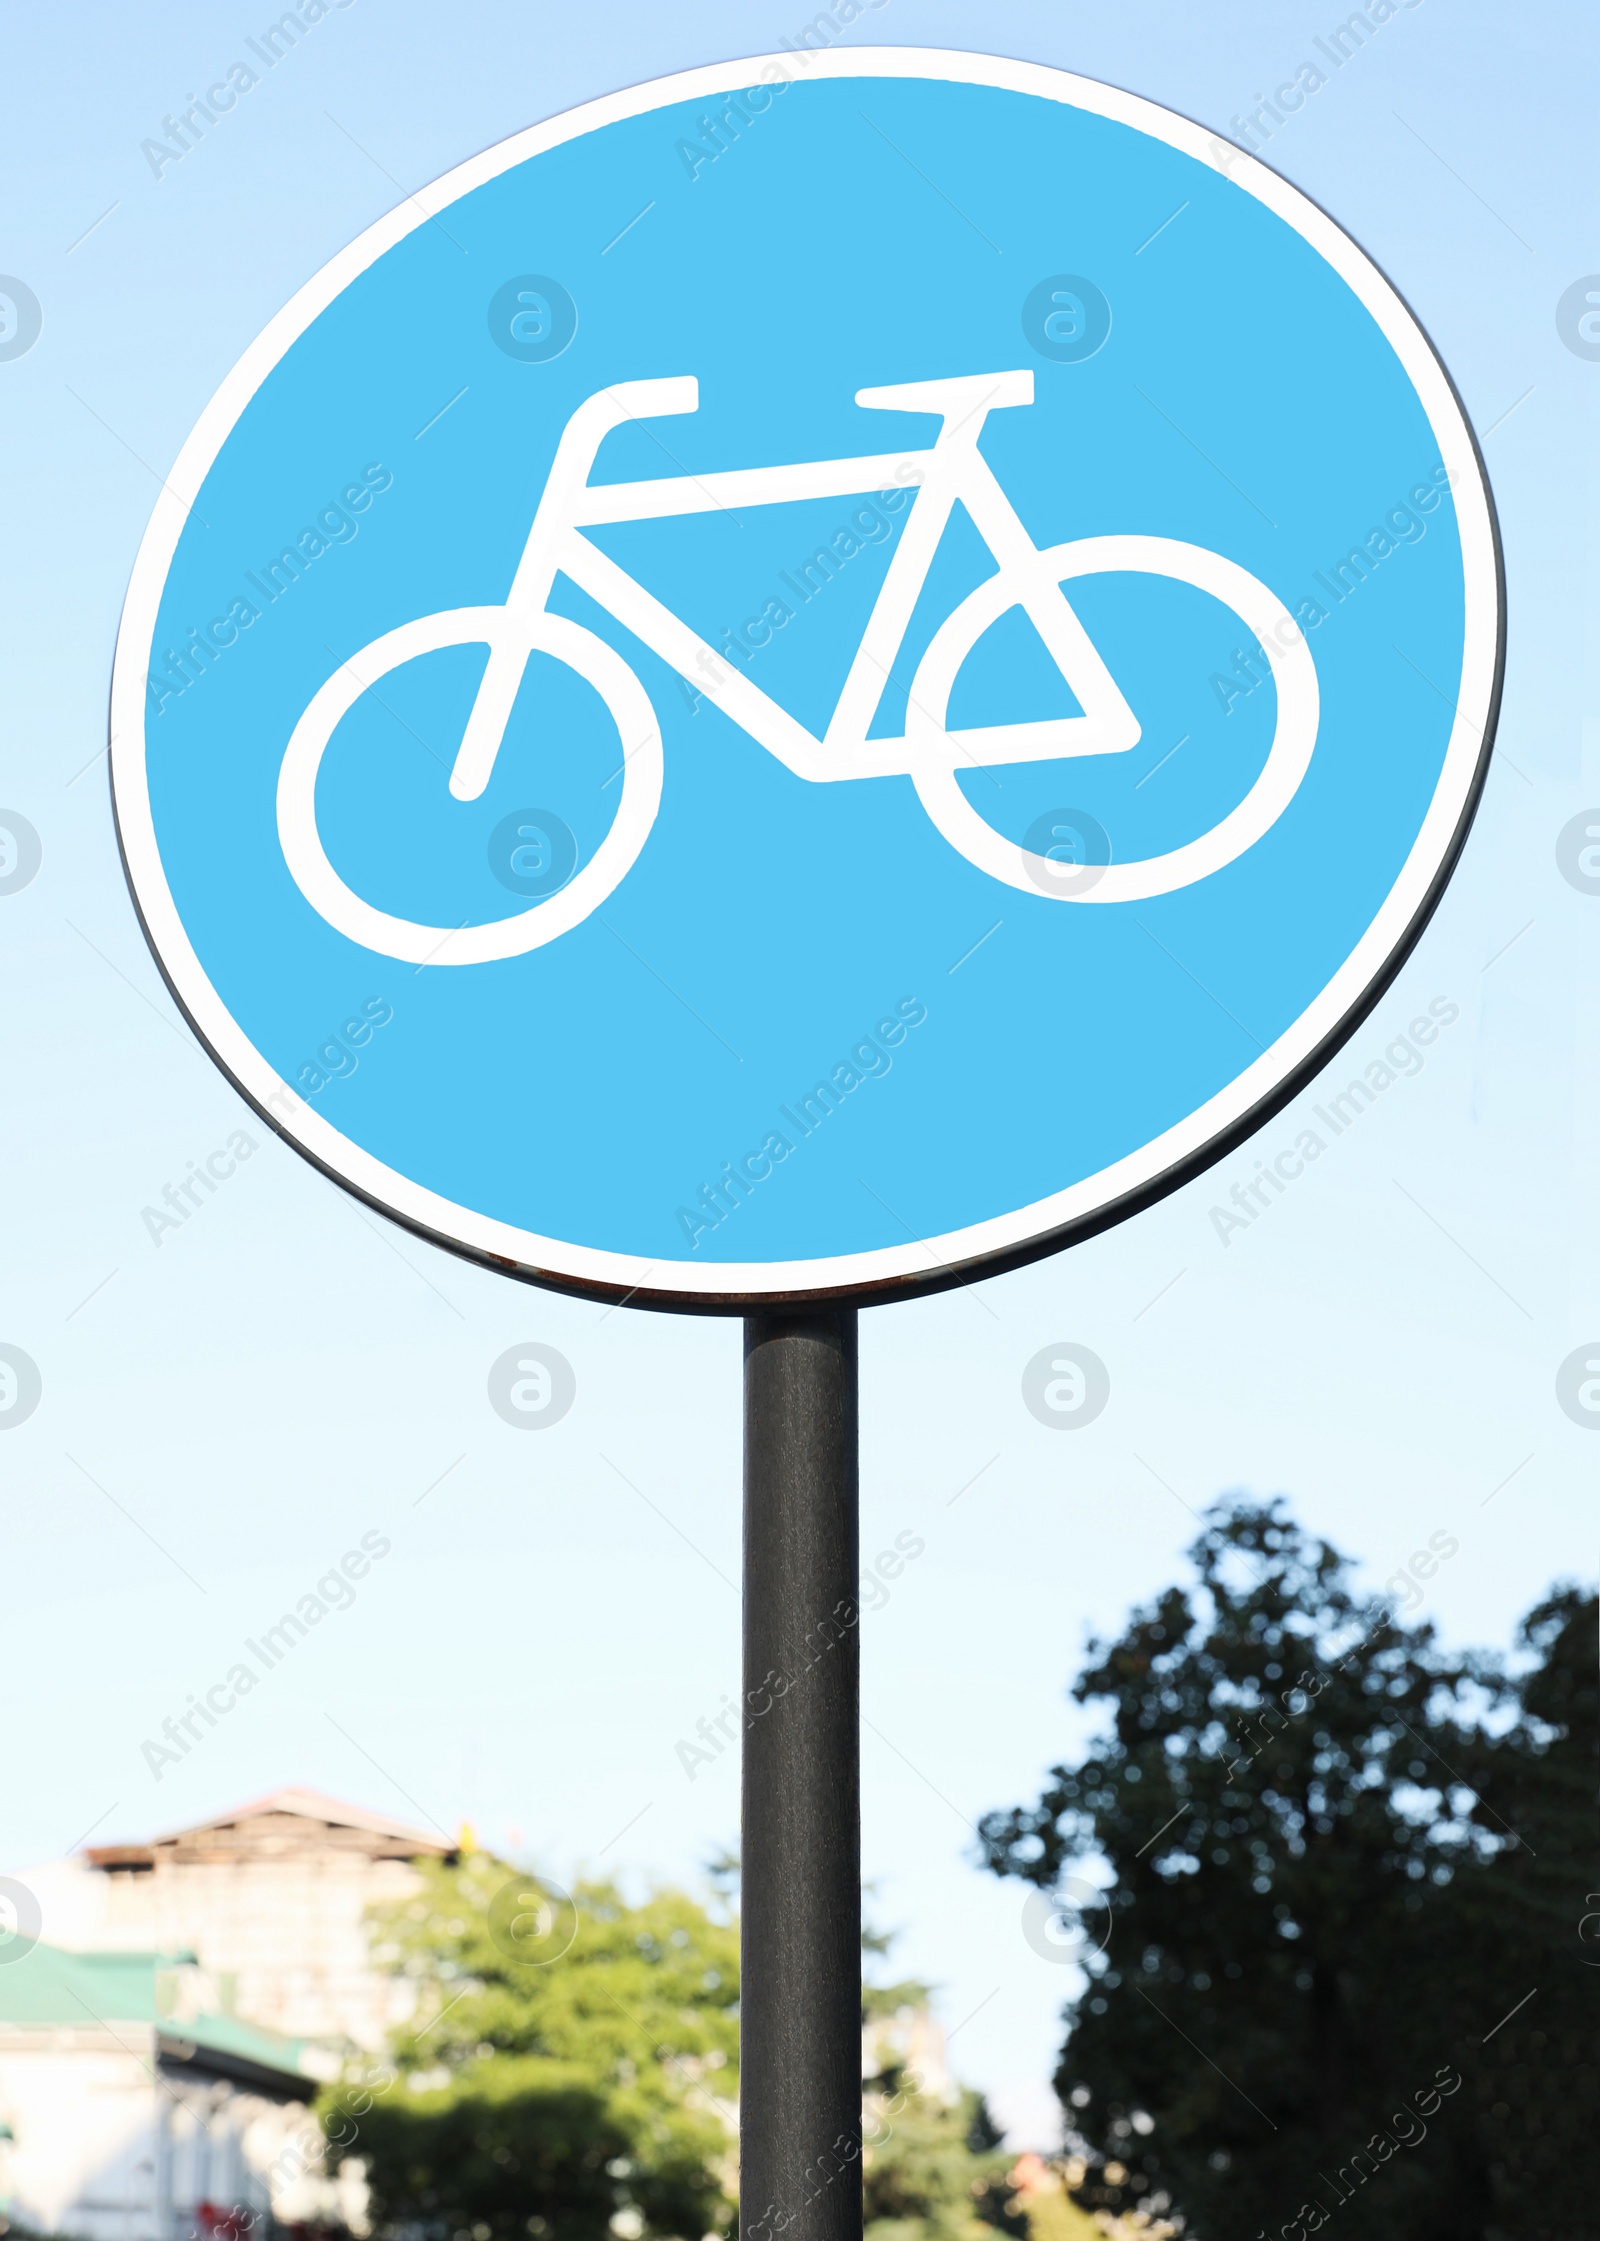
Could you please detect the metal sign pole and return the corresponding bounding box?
[741,1308,862,2241]
[109,58,1501,2241]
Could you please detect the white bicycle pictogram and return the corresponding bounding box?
[277,369,1319,964]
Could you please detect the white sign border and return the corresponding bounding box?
[109,46,1502,1312]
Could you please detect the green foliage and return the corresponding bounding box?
[859,1928,1021,2241]
[980,1499,1597,2241]
[861,2079,1020,2241]
[326,1853,739,2241]
[1013,2189,1102,2241]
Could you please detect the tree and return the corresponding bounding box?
[1449,1585,1598,2237]
[326,1852,739,2241]
[1006,2153,1144,2241]
[860,1947,1023,2241]
[336,1862,1027,2241]
[861,2081,1016,2241]
[979,1499,1596,2239]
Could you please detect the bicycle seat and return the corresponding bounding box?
[855,370,1034,417]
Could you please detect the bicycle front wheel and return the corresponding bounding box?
[276,607,662,964]
[905,536,1319,903]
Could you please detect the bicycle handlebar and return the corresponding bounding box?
[604,375,700,420]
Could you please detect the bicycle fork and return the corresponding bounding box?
[448,377,700,801]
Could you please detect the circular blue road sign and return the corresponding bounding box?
[111,51,1500,1310]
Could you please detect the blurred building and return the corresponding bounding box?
[2,1788,453,2238]
[18,1787,453,2058]
[0,1942,317,2241]
[5,1787,962,2231]
[861,1995,955,2103]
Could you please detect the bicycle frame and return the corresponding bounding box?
[445,370,1141,804]
[275,366,1317,964]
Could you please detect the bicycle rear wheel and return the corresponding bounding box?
[905,536,1318,902]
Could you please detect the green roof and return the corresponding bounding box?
[0,1942,309,2083]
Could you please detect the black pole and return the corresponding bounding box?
[741,1307,861,2241]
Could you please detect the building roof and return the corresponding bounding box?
[0,1940,310,2095]
[85,1785,452,1869]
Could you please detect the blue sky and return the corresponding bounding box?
[1,0,1594,2145]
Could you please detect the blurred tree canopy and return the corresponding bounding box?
[979,1499,1596,2241]
[331,1859,1031,2241]
[860,1966,1020,2241]
[861,2079,1017,2241]
[324,1854,739,2241]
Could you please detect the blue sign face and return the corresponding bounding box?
[111,51,1499,1309]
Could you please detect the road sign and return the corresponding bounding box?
[111,50,1500,1310]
